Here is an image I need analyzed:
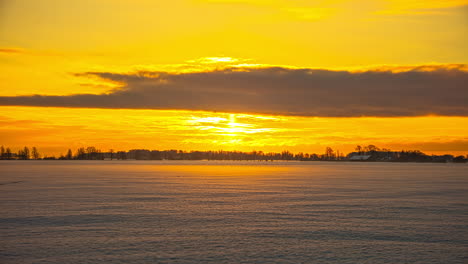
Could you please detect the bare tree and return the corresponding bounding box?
[31,147,40,160]
[367,145,379,152]
[76,148,86,159]
[355,145,362,154]
[5,148,12,160]
[66,149,73,160]
[23,147,30,160]
[325,147,335,160]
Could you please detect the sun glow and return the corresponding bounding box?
[188,114,276,143]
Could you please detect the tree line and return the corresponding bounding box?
[1,145,466,162]
[0,146,41,160]
[0,145,345,161]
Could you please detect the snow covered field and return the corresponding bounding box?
[1,161,467,263]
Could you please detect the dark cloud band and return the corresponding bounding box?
[1,66,467,117]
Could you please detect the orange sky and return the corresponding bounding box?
[0,0,467,156]
[1,106,467,156]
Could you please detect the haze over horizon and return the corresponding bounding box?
[1,0,467,156]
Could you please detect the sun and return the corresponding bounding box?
[185,113,276,147]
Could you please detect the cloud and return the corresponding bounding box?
[0,116,44,127]
[0,48,24,54]
[0,65,467,117]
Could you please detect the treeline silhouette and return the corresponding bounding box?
[1,145,466,163]
[0,146,41,160]
[0,146,346,161]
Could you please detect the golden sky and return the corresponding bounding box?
[0,0,467,155]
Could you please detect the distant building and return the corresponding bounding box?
[348,154,372,161]
[431,155,454,163]
[347,151,397,161]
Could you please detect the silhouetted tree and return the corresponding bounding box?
[23,147,30,160]
[325,147,335,160]
[5,148,12,160]
[281,150,293,160]
[31,147,40,160]
[75,147,86,160]
[66,149,73,160]
[17,149,23,160]
[355,145,362,155]
[5,144,458,163]
[295,152,305,160]
[365,145,379,153]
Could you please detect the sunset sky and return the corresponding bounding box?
[1,0,467,156]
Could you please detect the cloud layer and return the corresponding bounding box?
[1,66,467,117]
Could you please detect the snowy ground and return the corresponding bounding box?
[1,161,467,263]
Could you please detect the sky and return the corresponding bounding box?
[0,0,467,156]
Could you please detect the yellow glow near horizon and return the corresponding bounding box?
[1,106,467,156]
